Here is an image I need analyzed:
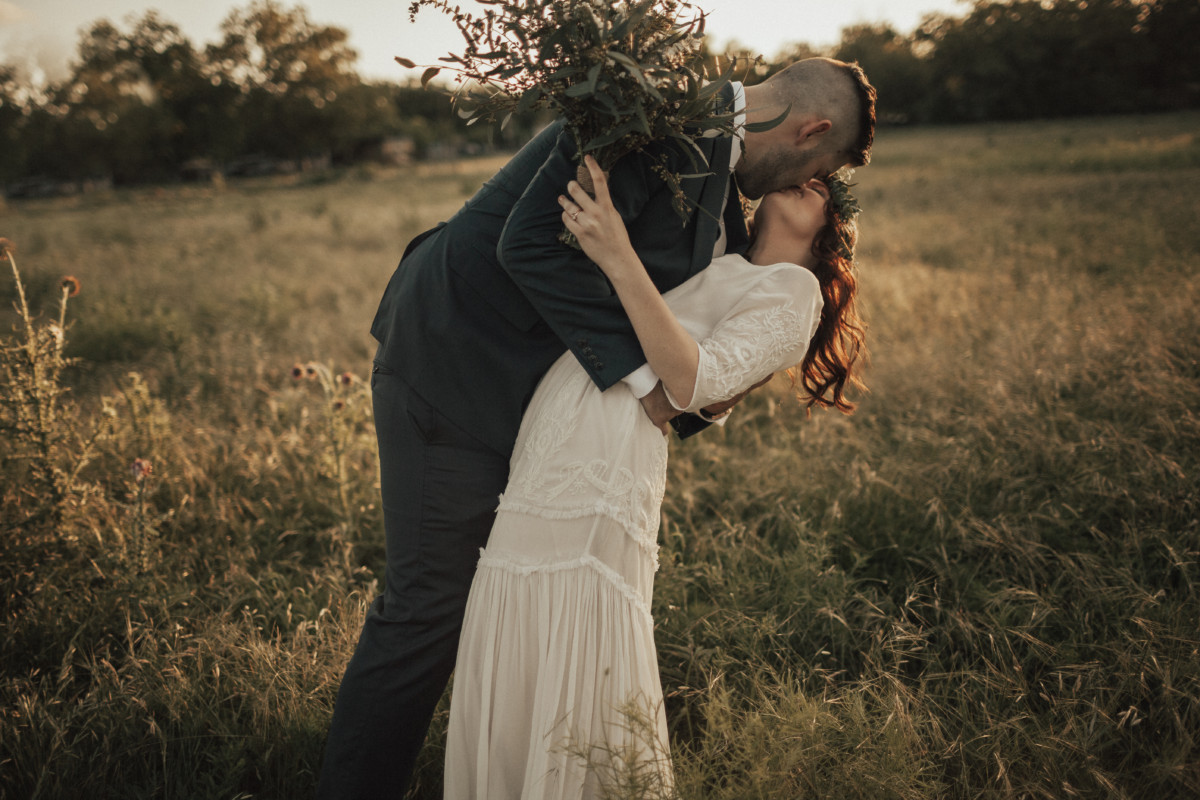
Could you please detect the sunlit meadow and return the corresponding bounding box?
[2,112,1198,799]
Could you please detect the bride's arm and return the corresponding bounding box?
[562,156,701,408]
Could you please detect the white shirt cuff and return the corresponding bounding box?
[620,363,660,399]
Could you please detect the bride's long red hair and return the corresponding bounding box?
[791,206,866,413]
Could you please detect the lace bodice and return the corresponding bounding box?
[660,253,823,412]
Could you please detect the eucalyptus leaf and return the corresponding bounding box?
[585,92,615,117]
[515,86,541,114]
[743,104,792,134]
[548,65,582,81]
[607,51,638,69]
[586,63,602,95]
[635,102,651,135]
[585,119,641,151]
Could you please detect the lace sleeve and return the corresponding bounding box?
[667,267,823,413]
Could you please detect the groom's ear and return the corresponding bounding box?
[794,119,833,150]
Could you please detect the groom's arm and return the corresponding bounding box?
[638,382,679,433]
[498,128,677,392]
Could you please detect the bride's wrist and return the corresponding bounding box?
[601,258,642,286]
[594,248,638,278]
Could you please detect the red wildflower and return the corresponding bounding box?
[61,275,81,297]
[131,458,153,481]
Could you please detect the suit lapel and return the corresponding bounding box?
[689,82,741,271]
[724,176,750,256]
[688,134,733,272]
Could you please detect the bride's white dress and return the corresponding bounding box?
[444,253,823,799]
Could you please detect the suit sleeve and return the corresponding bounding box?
[497,128,665,392]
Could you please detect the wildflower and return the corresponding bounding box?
[339,371,355,386]
[332,400,346,411]
[0,238,14,259]
[291,363,306,379]
[60,275,81,296]
[131,458,153,482]
[305,364,317,378]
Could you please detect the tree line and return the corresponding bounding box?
[832,0,1198,124]
[0,1,542,189]
[1,0,1196,189]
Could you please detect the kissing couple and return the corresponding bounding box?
[319,56,876,799]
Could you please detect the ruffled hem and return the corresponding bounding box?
[476,550,654,624]
[495,496,660,556]
[447,553,672,799]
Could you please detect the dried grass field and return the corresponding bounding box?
[3,111,1199,798]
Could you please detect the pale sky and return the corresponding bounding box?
[0,0,969,84]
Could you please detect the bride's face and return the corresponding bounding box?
[753,179,830,242]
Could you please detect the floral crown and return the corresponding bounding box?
[825,169,861,260]
[826,169,861,223]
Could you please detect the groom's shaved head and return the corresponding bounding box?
[762,58,876,167]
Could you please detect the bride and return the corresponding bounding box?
[444,155,865,798]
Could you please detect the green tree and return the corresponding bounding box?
[1141,0,1200,109]
[834,24,932,123]
[918,1,1155,121]
[205,0,359,161]
[0,65,30,183]
[41,13,208,182]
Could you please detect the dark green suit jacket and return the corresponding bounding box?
[370,104,748,455]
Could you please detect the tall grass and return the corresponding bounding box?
[2,114,1198,799]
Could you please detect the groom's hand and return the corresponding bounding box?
[639,382,680,434]
[700,373,775,419]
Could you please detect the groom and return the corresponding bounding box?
[318,57,875,799]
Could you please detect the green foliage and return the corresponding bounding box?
[2,113,1199,798]
[406,0,761,218]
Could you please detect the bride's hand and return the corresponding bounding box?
[560,155,640,278]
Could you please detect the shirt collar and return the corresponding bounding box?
[729,81,746,171]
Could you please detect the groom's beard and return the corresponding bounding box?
[736,144,824,200]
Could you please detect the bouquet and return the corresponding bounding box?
[400,0,788,221]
